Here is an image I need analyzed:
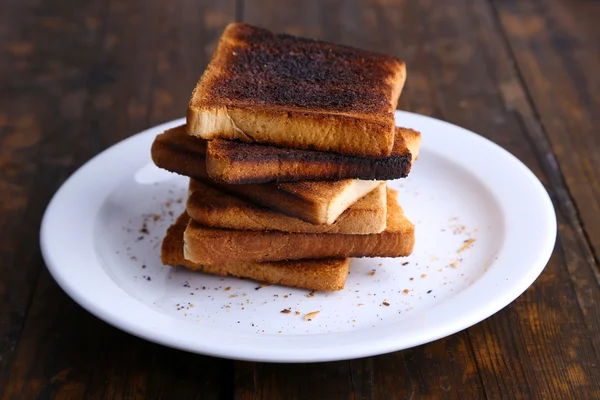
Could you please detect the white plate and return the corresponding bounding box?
[41,111,556,363]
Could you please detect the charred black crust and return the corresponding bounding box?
[152,133,322,220]
[205,23,403,115]
[213,158,411,184]
[207,139,412,183]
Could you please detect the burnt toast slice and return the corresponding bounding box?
[206,128,421,183]
[187,23,406,157]
[183,189,414,264]
[187,180,387,234]
[151,126,381,224]
[163,213,350,291]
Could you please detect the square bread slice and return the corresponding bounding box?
[183,188,414,264]
[162,213,350,291]
[187,23,406,157]
[151,126,382,224]
[206,127,421,184]
[187,180,387,234]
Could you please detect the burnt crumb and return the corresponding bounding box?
[146,277,151,281]
[402,262,409,266]
[255,283,271,290]
[427,290,433,294]
[183,281,190,288]
[140,225,149,235]
[281,309,291,314]
[306,292,315,298]
[136,236,144,241]
[382,301,390,306]
[142,265,146,269]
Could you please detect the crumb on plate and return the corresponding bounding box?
[304,311,320,321]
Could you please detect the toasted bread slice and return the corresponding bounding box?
[187,23,406,157]
[162,213,350,291]
[183,189,414,264]
[187,180,387,234]
[206,127,421,184]
[151,126,382,224]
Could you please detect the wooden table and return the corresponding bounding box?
[1,0,598,398]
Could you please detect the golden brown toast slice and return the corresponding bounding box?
[187,23,406,157]
[162,213,350,291]
[183,189,414,264]
[151,126,381,224]
[206,128,421,184]
[187,180,387,234]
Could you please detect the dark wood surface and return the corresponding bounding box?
[1,0,598,398]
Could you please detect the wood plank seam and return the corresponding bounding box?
[489,0,600,284]
[0,0,113,394]
[464,333,490,399]
[512,109,600,284]
[236,0,245,22]
[477,0,600,366]
[407,1,539,396]
[487,0,600,281]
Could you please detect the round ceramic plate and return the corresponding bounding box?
[41,111,556,363]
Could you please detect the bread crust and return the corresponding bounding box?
[151,126,382,224]
[187,23,406,157]
[206,127,420,183]
[162,213,349,291]
[187,180,387,234]
[183,189,414,264]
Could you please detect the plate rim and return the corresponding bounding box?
[40,111,557,362]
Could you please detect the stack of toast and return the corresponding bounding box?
[152,23,422,291]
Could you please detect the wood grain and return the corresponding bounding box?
[492,0,600,270]
[410,0,600,398]
[239,1,488,398]
[239,0,600,398]
[0,0,109,395]
[1,0,599,398]
[479,0,600,361]
[0,0,235,398]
